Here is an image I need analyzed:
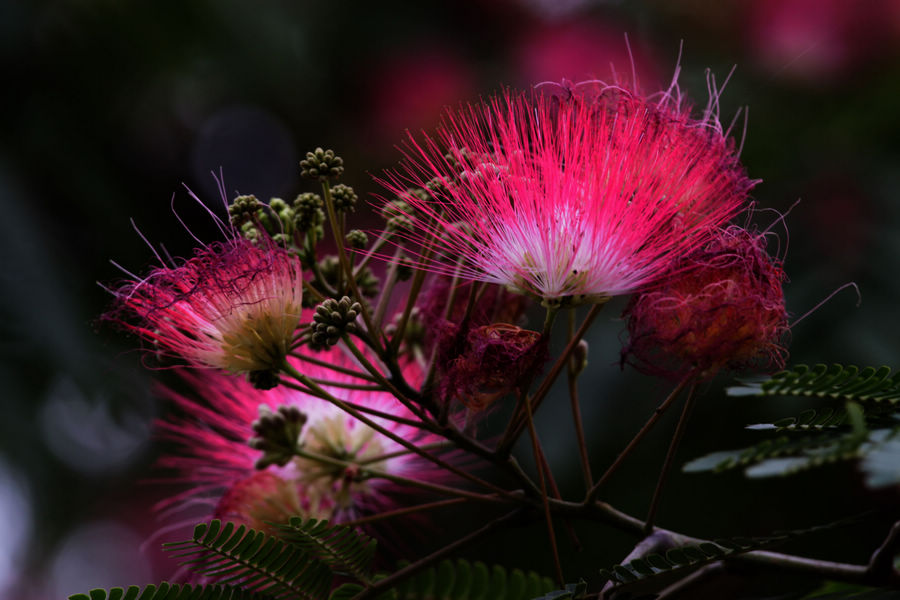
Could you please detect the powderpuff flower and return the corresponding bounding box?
[621,226,789,380]
[379,73,756,305]
[107,239,303,385]
[156,348,446,528]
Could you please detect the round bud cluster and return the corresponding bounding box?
[345,229,368,249]
[228,194,261,227]
[300,147,344,181]
[247,404,308,469]
[293,192,325,233]
[330,184,358,213]
[310,296,362,347]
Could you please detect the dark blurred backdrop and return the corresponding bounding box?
[3,1,900,598]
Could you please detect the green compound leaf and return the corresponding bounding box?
[164,520,333,600]
[68,583,275,600]
[276,517,377,584]
[392,559,555,600]
[529,581,588,600]
[728,364,900,404]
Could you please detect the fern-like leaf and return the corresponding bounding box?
[371,559,555,600]
[277,517,376,583]
[164,520,333,600]
[746,403,898,433]
[728,364,900,404]
[529,581,588,600]
[68,582,275,600]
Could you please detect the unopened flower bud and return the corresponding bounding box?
[293,192,325,233]
[300,147,344,181]
[570,340,589,376]
[345,229,368,249]
[229,194,261,227]
[248,404,308,469]
[330,184,358,213]
[311,296,362,347]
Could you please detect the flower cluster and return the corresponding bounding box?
[99,64,801,597]
[156,349,444,530]
[107,239,303,387]
[379,76,755,305]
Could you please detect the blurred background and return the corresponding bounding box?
[3,0,900,598]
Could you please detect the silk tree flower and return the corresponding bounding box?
[621,226,789,380]
[379,74,756,305]
[107,239,303,386]
[155,349,445,528]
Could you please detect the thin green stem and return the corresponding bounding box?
[372,245,404,331]
[352,232,392,278]
[321,180,380,347]
[567,309,593,492]
[522,388,565,585]
[341,334,431,423]
[389,214,439,355]
[356,441,453,466]
[282,362,518,498]
[644,382,698,532]
[497,301,605,456]
[307,378,384,391]
[292,447,509,504]
[350,510,526,600]
[278,379,435,431]
[288,351,378,382]
[340,497,472,528]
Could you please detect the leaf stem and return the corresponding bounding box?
[567,308,593,491]
[350,510,526,600]
[584,374,694,505]
[321,180,380,348]
[282,362,518,498]
[522,387,565,585]
[644,382,698,532]
[497,302,605,456]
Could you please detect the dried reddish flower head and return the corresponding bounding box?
[442,323,548,410]
[379,72,755,305]
[622,226,789,379]
[107,240,303,381]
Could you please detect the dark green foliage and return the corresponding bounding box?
[689,364,900,482]
[277,518,376,583]
[390,559,555,600]
[163,520,333,600]
[529,581,587,600]
[68,583,275,600]
[728,364,900,404]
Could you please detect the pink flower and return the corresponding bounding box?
[622,226,789,380]
[380,75,756,305]
[107,240,303,383]
[156,349,445,526]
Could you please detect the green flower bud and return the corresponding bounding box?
[345,229,368,249]
[310,296,362,347]
[300,147,344,181]
[331,184,358,213]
